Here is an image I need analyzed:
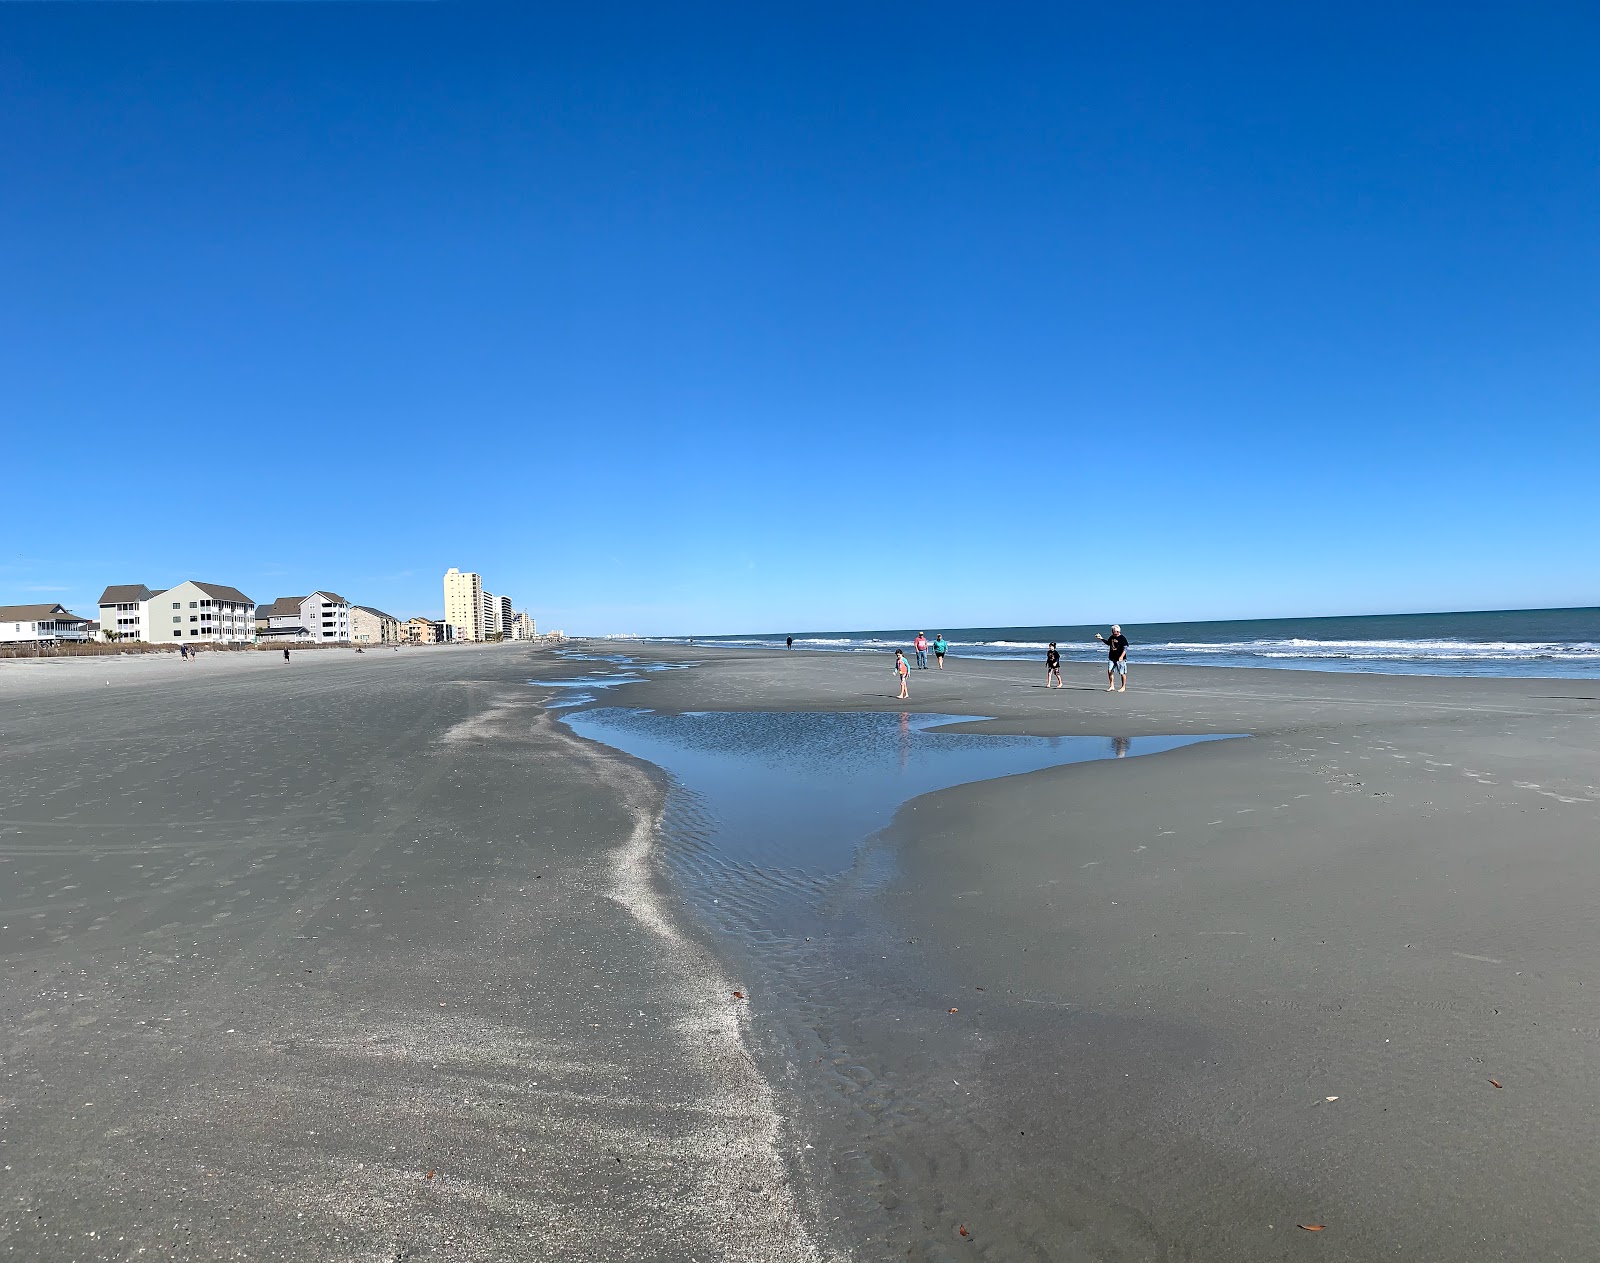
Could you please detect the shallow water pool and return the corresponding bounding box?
[564,709,1235,872]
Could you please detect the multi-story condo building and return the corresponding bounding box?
[255,592,351,643]
[98,585,157,641]
[147,581,256,644]
[499,595,514,636]
[481,589,501,639]
[507,610,538,640]
[0,603,94,645]
[406,616,453,644]
[350,605,403,645]
[98,581,255,644]
[443,568,486,641]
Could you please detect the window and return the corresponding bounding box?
[189,629,198,636]
[173,631,182,638]
[190,615,198,622]
[173,616,181,624]
[172,602,180,610]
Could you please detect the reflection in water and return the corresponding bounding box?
[564,709,1237,873]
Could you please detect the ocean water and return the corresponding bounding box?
[646,607,1600,678]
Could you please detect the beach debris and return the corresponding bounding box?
[948,1007,959,1014]
[1297,1223,1325,1232]
[425,1170,436,1181]
[732,991,744,1000]
[1489,1078,1503,1089]
[957,1224,970,1238]
[1325,1096,1339,1102]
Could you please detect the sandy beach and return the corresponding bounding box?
[4,643,1598,1259]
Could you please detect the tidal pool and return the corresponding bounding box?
[564,709,1236,872]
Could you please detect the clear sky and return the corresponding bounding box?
[4,4,1596,635]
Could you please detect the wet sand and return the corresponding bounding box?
[600,646,1600,1261]
[4,644,1598,1259]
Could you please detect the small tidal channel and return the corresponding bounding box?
[560,704,1241,1249]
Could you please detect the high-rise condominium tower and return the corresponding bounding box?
[443,568,485,641]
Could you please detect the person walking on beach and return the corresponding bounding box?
[1096,624,1130,691]
[914,632,929,669]
[1046,641,1062,688]
[283,648,291,663]
[786,636,793,649]
[895,649,910,699]
[933,634,947,669]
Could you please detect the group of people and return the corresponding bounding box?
[893,626,1130,698]
[891,633,948,697]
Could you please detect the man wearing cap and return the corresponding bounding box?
[1095,625,1130,692]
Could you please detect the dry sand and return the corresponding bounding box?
[3,642,1598,1260]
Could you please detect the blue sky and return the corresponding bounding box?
[4,4,1596,634]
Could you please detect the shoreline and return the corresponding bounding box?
[609,627,1600,680]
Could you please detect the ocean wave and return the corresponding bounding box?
[1150,639,1600,659]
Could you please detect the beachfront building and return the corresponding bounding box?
[507,610,537,640]
[254,596,309,641]
[482,589,501,639]
[406,616,452,644]
[255,592,351,643]
[98,584,157,641]
[0,603,95,645]
[443,568,487,641]
[351,605,403,645]
[150,581,257,644]
[499,596,514,637]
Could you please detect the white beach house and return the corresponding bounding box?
[0,603,95,645]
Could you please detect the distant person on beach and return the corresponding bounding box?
[914,632,929,669]
[1096,625,1130,691]
[1046,642,1062,688]
[283,648,290,662]
[933,634,947,668]
[787,636,793,649]
[895,649,910,699]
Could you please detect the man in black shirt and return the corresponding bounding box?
[1095,624,1130,692]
